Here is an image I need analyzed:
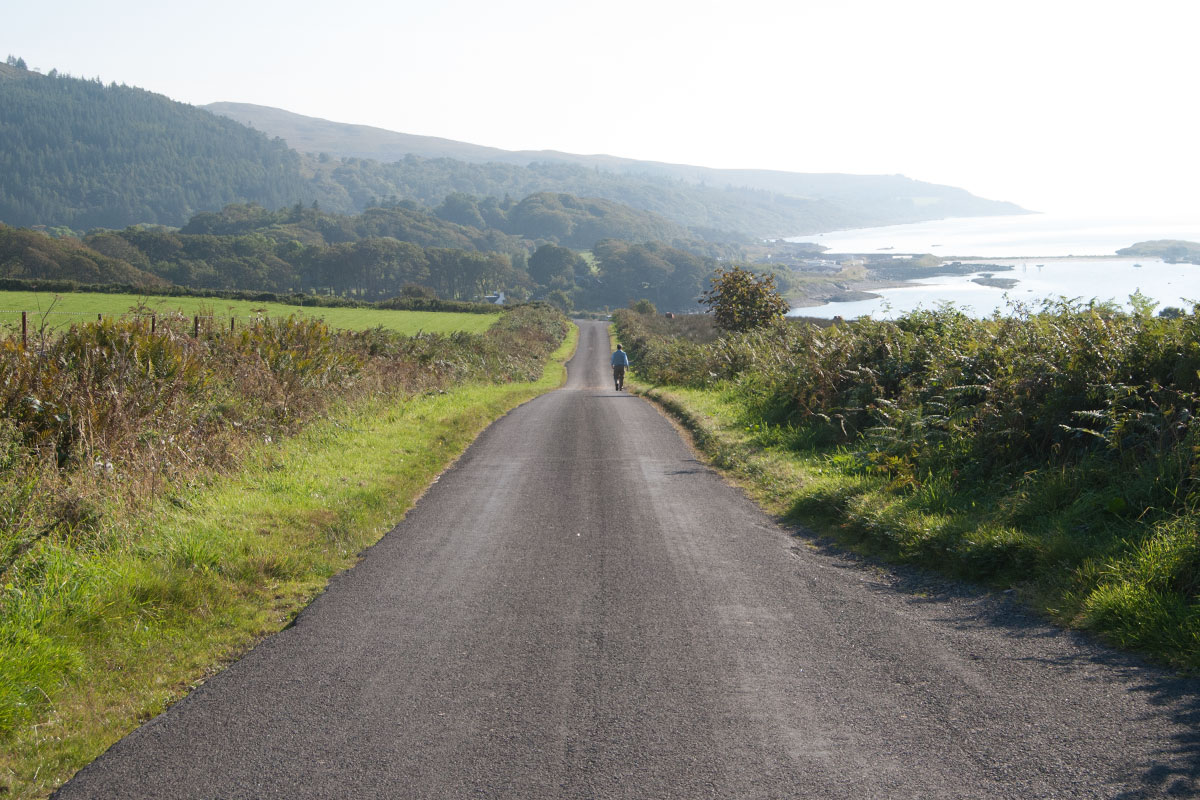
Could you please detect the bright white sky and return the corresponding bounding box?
[7,0,1200,217]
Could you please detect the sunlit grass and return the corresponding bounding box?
[0,291,498,334]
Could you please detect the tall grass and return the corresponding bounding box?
[0,305,569,758]
[616,301,1200,668]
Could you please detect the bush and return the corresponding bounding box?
[623,300,1200,482]
[0,307,568,577]
[700,266,789,332]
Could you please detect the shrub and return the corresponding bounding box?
[616,300,1200,505]
[700,266,789,332]
[0,306,568,577]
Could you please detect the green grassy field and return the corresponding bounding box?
[0,291,498,335]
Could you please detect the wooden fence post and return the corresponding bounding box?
[21,311,27,349]
[230,317,235,333]
[194,315,200,337]
[150,314,156,334]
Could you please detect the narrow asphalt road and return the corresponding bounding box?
[58,320,1200,798]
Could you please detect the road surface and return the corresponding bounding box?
[57,320,1200,798]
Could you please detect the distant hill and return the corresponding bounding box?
[300,155,836,242]
[0,58,1026,243]
[1117,240,1200,264]
[206,103,1028,237]
[0,64,321,230]
[0,64,802,243]
[204,102,523,165]
[0,58,713,256]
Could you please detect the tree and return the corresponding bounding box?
[700,266,789,332]
[545,289,573,314]
[434,192,486,229]
[399,284,436,299]
[528,243,578,287]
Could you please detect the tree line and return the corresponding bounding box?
[0,202,760,311]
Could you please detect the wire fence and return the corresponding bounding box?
[0,309,273,348]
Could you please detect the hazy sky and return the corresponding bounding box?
[7,0,1199,217]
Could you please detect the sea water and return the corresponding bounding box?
[790,258,1198,319]
[787,213,1200,259]
[785,214,1200,318]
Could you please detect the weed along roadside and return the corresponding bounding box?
[0,307,575,799]
[613,304,1200,672]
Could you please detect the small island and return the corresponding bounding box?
[971,273,1020,289]
[1116,240,1200,265]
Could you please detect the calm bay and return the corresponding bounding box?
[786,213,1200,318]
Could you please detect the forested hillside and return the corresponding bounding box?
[0,63,321,229]
[181,201,528,255]
[302,155,839,240]
[438,192,694,250]
[210,101,1029,236]
[0,61,1024,240]
[0,61,727,247]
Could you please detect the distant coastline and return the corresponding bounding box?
[779,214,1200,315]
[787,213,1200,261]
[786,251,1197,318]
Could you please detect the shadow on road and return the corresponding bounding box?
[1104,671,1199,798]
[789,531,1200,797]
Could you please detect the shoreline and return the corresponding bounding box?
[786,255,1165,312]
[787,278,905,309]
[786,213,1200,262]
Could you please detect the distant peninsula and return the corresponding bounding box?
[1116,240,1200,264]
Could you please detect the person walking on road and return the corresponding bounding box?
[611,344,629,391]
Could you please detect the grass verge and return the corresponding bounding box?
[0,324,577,798]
